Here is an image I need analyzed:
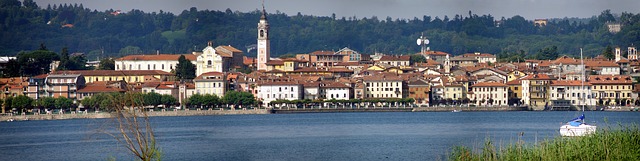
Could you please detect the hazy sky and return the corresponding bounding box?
[33,0,639,19]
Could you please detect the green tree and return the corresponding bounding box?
[37,97,56,111]
[98,58,116,70]
[603,45,614,60]
[57,47,71,71]
[143,92,162,108]
[410,54,427,65]
[54,97,73,112]
[175,55,196,80]
[17,48,59,76]
[187,94,204,108]
[1,59,20,77]
[119,46,143,56]
[11,95,33,113]
[4,97,13,113]
[160,94,177,108]
[223,91,256,108]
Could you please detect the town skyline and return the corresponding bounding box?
[33,0,640,20]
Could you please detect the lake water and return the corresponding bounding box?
[0,111,638,161]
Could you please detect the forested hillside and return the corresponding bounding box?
[1,0,639,60]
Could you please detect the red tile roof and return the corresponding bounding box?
[506,79,522,85]
[521,74,556,80]
[551,80,591,86]
[472,82,507,87]
[588,75,633,84]
[116,54,196,61]
[379,55,410,61]
[419,51,450,56]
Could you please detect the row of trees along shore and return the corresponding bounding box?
[2,0,640,60]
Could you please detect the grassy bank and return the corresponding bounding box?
[449,125,640,161]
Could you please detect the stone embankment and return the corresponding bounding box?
[1,108,270,121]
[412,106,529,112]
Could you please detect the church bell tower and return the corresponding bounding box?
[257,3,270,71]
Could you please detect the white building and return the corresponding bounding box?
[303,82,320,100]
[469,82,508,106]
[257,81,303,105]
[461,52,497,64]
[193,72,227,97]
[320,81,351,100]
[378,55,410,67]
[550,80,595,106]
[115,54,197,73]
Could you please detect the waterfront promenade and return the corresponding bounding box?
[0,108,270,121]
[2,105,637,121]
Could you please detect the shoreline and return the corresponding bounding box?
[1,108,270,122]
[1,106,637,122]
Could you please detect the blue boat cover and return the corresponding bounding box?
[569,121,581,127]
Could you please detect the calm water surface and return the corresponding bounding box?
[0,111,638,161]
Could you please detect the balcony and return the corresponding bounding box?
[530,82,547,86]
[530,88,546,93]
[531,94,547,99]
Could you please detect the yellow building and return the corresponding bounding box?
[443,83,465,101]
[51,70,175,83]
[506,79,522,100]
[521,74,556,110]
[589,75,634,105]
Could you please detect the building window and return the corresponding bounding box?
[207,60,212,66]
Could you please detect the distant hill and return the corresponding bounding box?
[1,0,639,61]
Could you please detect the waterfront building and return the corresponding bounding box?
[408,79,430,105]
[506,79,522,104]
[469,82,508,106]
[193,72,227,97]
[77,81,127,100]
[549,80,595,108]
[363,74,404,99]
[589,75,634,106]
[521,74,555,110]
[320,81,351,100]
[44,74,85,100]
[0,77,28,99]
[257,81,304,106]
[115,54,197,73]
[303,82,320,100]
[443,82,465,102]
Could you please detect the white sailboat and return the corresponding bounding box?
[559,48,597,137]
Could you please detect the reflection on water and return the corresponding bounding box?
[0,111,637,161]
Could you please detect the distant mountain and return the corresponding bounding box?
[1,0,639,61]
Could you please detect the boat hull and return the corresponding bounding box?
[559,124,596,137]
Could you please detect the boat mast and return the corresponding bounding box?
[580,48,585,117]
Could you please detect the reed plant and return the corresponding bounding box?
[449,125,640,161]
